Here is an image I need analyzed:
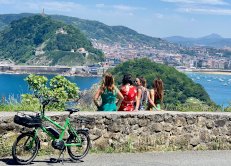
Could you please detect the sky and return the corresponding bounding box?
[0,0,231,38]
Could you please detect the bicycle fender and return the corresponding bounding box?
[26,130,41,149]
[77,128,89,134]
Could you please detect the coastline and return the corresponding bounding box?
[184,69,231,75]
[0,65,102,77]
[192,71,231,75]
[0,71,102,77]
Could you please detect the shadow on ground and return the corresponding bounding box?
[0,157,84,165]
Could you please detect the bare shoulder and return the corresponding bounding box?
[114,86,119,92]
[150,89,154,94]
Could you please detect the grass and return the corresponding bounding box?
[1,132,231,158]
[0,133,18,157]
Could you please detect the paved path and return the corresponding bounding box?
[1,150,231,166]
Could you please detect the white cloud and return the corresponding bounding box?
[178,7,231,15]
[161,0,229,5]
[27,1,84,12]
[113,5,146,11]
[95,3,146,12]
[96,4,105,8]
[0,0,85,13]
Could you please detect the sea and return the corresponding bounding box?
[186,72,231,107]
[0,73,231,107]
[0,74,101,102]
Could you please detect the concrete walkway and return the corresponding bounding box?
[1,150,231,166]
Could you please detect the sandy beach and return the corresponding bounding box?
[185,69,231,75]
[193,71,231,75]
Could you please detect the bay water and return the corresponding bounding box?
[186,72,231,107]
[0,73,231,107]
[0,74,101,102]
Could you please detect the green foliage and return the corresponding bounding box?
[25,74,79,110]
[25,74,48,96]
[20,94,40,111]
[0,15,104,65]
[223,102,231,112]
[166,97,219,112]
[52,15,171,49]
[0,94,40,111]
[109,58,215,107]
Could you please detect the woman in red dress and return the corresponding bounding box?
[118,74,137,111]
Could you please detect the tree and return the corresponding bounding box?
[24,74,79,110]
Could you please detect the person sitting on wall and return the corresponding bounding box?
[148,77,164,111]
[118,74,138,111]
[135,77,150,111]
[94,73,124,111]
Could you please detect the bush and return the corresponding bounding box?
[24,74,79,110]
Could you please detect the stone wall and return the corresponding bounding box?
[1,111,231,153]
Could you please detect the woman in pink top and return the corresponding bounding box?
[118,74,137,111]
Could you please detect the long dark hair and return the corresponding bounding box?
[102,73,115,91]
[139,77,147,88]
[122,74,133,85]
[153,77,164,102]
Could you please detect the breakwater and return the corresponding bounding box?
[0,64,108,76]
[0,65,73,74]
[0,111,231,156]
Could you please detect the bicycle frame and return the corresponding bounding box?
[34,111,82,147]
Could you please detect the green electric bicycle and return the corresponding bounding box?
[12,97,91,165]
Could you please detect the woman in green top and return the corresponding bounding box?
[148,77,164,111]
[94,73,124,111]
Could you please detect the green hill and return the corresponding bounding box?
[109,58,213,106]
[0,13,176,50]
[51,15,175,50]
[0,14,104,65]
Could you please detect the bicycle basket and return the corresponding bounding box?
[14,113,41,128]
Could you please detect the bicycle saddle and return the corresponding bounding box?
[65,108,80,114]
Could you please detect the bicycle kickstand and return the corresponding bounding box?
[50,149,66,164]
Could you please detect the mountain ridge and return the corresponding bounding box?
[0,13,176,50]
[165,33,231,48]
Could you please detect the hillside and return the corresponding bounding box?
[165,33,231,48]
[0,13,177,51]
[109,58,214,106]
[51,15,176,50]
[0,14,104,65]
[1,13,231,60]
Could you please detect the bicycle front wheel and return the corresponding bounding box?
[67,130,90,160]
[12,132,39,165]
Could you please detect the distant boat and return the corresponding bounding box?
[207,80,211,82]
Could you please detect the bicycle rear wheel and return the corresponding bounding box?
[67,130,90,160]
[12,132,39,165]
